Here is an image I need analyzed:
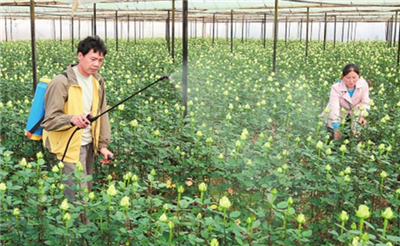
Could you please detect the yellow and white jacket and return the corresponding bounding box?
[41,64,111,163]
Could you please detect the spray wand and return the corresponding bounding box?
[60,75,170,162]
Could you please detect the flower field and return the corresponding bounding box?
[0,38,399,245]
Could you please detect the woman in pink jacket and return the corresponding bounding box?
[323,63,370,140]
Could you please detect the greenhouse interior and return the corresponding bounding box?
[1,0,400,245]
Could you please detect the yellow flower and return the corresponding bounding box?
[210,204,218,210]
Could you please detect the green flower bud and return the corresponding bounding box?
[381,207,394,220]
[296,213,306,224]
[150,169,156,176]
[168,220,175,229]
[325,165,331,171]
[60,199,69,211]
[13,208,20,216]
[89,192,95,200]
[63,212,71,221]
[177,185,184,194]
[288,197,293,205]
[159,213,168,223]
[120,196,130,209]
[355,205,370,219]
[107,184,117,196]
[58,162,64,169]
[198,182,207,192]
[361,232,369,242]
[0,182,7,191]
[339,210,349,222]
[20,158,27,167]
[219,196,231,210]
[52,165,59,173]
[344,167,351,174]
[210,238,219,246]
[380,171,387,178]
[36,152,43,159]
[76,161,84,172]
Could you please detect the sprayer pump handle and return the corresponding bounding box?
[86,114,97,123]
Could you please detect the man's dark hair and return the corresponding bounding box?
[77,35,107,57]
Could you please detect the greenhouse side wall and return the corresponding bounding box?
[0,18,392,41]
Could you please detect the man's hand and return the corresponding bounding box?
[71,115,90,129]
[99,147,113,164]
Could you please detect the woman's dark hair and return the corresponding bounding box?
[77,35,107,57]
[342,63,360,76]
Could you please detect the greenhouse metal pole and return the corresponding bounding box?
[310,20,313,41]
[53,19,56,40]
[347,20,350,42]
[134,18,136,44]
[167,11,170,53]
[78,19,81,40]
[172,0,175,62]
[333,16,337,48]
[60,16,62,44]
[323,13,327,50]
[394,11,398,47]
[285,16,287,45]
[30,0,37,93]
[263,13,266,48]
[115,11,118,52]
[4,17,7,42]
[71,17,74,53]
[341,19,345,42]
[128,15,130,42]
[104,18,106,40]
[397,20,400,70]
[182,0,188,117]
[241,15,244,43]
[305,7,309,58]
[10,18,12,40]
[212,13,215,45]
[93,3,96,36]
[299,19,302,42]
[272,0,278,73]
[231,10,233,53]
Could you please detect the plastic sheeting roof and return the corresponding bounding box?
[1,0,399,22]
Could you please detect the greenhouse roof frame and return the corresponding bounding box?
[1,0,399,23]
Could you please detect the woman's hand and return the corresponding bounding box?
[334,131,342,139]
[359,117,367,126]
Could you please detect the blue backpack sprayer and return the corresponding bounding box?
[25,75,170,163]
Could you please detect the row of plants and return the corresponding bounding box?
[1,38,399,245]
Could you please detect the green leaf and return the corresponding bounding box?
[277,201,288,209]
[229,211,241,219]
[387,235,400,242]
[302,230,312,237]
